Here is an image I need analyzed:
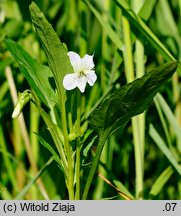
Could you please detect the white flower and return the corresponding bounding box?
[63,51,97,93]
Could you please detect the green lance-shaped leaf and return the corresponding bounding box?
[36,134,63,171]
[5,39,58,109]
[90,61,177,135]
[29,2,73,105]
[82,61,177,200]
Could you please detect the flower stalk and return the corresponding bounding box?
[75,90,81,199]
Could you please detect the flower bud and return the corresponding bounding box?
[12,90,32,119]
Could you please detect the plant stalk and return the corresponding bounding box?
[61,97,74,199]
[82,130,109,200]
[75,91,81,199]
[122,15,144,199]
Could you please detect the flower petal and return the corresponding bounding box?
[63,73,79,90]
[68,51,82,72]
[87,70,97,86]
[81,54,94,70]
[76,76,88,93]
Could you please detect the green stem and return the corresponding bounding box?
[122,15,144,199]
[92,141,107,199]
[82,131,109,200]
[30,102,40,199]
[133,0,145,199]
[135,31,145,200]
[122,16,134,83]
[60,94,74,200]
[30,103,39,163]
[132,118,143,199]
[172,73,181,154]
[75,141,81,199]
[75,91,81,199]
[50,52,74,199]
[101,30,107,91]
[133,0,145,161]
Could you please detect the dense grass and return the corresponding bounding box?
[0,0,181,200]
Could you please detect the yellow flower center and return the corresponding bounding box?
[78,70,86,77]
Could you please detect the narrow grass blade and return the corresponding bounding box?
[149,124,181,176]
[85,0,124,51]
[0,81,9,102]
[138,0,157,21]
[155,93,181,141]
[154,96,172,149]
[149,166,174,197]
[156,0,178,36]
[98,173,132,200]
[0,183,12,199]
[113,0,175,61]
[14,158,53,200]
[100,163,135,199]
[0,125,18,192]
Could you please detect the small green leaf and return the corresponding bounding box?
[36,134,63,170]
[90,61,177,135]
[29,2,73,104]
[34,101,68,172]
[5,39,57,108]
[82,133,98,165]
